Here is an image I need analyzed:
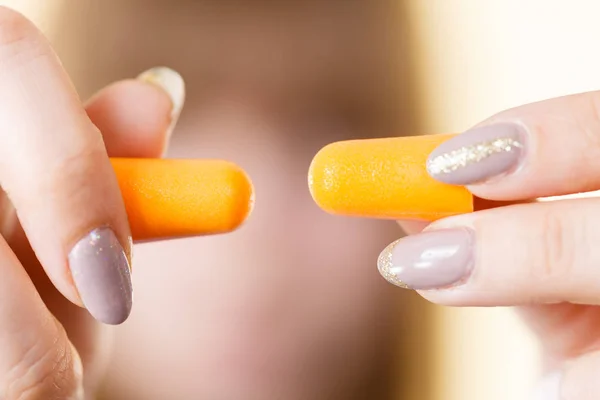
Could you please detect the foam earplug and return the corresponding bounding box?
[308,134,472,221]
[111,158,254,240]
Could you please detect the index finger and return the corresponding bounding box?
[427,91,600,200]
[0,8,132,324]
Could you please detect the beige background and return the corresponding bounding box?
[405,1,600,399]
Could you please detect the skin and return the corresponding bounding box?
[78,2,418,399]
[397,92,600,398]
[8,1,600,399]
[0,3,411,399]
[0,7,174,397]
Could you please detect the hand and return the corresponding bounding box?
[0,7,184,399]
[384,91,600,398]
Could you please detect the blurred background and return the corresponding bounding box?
[8,0,600,399]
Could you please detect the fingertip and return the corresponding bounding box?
[85,77,179,158]
[137,66,185,128]
[396,219,429,235]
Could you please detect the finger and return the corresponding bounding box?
[1,69,185,245]
[377,199,600,306]
[531,371,562,400]
[518,303,600,361]
[1,67,186,392]
[395,198,529,235]
[558,351,600,400]
[0,8,131,324]
[396,220,429,235]
[86,67,185,158]
[0,235,82,398]
[425,90,600,200]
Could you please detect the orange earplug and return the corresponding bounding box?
[111,158,254,240]
[308,134,473,221]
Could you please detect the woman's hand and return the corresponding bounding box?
[0,7,183,398]
[386,90,600,399]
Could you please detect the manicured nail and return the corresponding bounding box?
[377,228,474,290]
[68,227,133,325]
[137,66,185,133]
[427,123,526,185]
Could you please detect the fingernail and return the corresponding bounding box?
[377,228,474,290]
[427,123,526,185]
[137,66,185,134]
[68,227,133,325]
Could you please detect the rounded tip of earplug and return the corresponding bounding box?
[112,158,256,240]
[307,142,341,214]
[224,163,255,231]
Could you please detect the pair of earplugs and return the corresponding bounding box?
[115,133,472,241]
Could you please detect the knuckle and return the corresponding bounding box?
[583,94,600,149]
[529,208,578,282]
[2,321,82,399]
[8,124,107,215]
[40,127,105,190]
[49,139,106,193]
[575,93,600,172]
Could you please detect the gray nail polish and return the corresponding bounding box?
[378,229,474,290]
[427,123,526,185]
[68,227,133,324]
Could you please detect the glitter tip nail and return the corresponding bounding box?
[377,229,474,290]
[377,240,410,289]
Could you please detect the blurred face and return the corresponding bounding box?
[57,1,413,399]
